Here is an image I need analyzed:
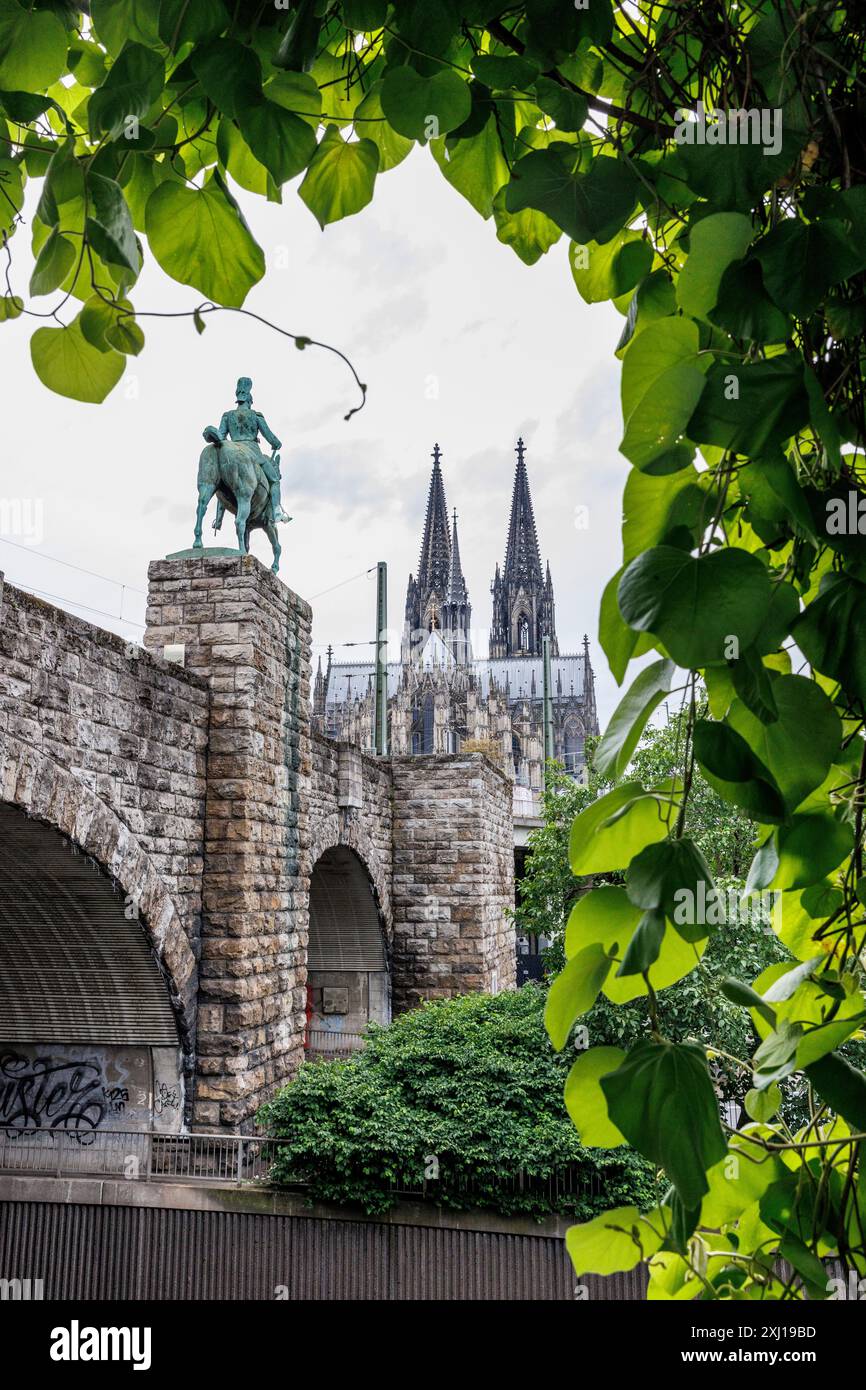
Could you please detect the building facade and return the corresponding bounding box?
[316,439,599,800]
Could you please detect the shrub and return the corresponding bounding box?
[257,986,659,1219]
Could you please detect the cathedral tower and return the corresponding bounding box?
[490,439,559,658]
[441,509,472,665]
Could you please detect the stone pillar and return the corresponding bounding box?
[145,554,311,1130]
[390,753,516,1013]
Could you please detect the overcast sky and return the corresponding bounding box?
[2,144,630,723]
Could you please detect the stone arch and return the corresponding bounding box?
[308,817,391,939]
[0,735,198,1052]
[305,843,391,1055]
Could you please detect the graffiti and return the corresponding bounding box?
[154,1082,180,1116]
[0,1053,106,1140]
[102,1086,129,1115]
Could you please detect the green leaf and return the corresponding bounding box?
[806,1052,866,1131]
[599,565,654,685]
[238,100,317,185]
[266,71,322,130]
[564,1048,627,1147]
[621,316,700,422]
[594,658,675,779]
[601,1039,727,1207]
[159,0,228,50]
[720,976,777,1028]
[431,115,509,218]
[569,782,673,875]
[191,37,261,120]
[85,173,140,274]
[217,119,272,198]
[710,258,790,343]
[0,292,22,320]
[616,908,666,977]
[505,147,637,246]
[0,0,67,91]
[566,1205,666,1278]
[299,126,379,228]
[617,546,773,669]
[727,676,841,812]
[88,42,165,142]
[771,814,852,891]
[678,130,799,213]
[534,76,587,131]
[570,229,652,305]
[756,219,866,320]
[145,170,265,306]
[625,837,717,943]
[621,466,705,564]
[687,357,809,456]
[91,0,159,56]
[545,943,613,1050]
[355,82,412,172]
[492,186,561,265]
[29,227,75,297]
[470,54,538,89]
[30,316,125,403]
[620,360,706,471]
[744,1083,782,1122]
[274,0,320,72]
[793,576,866,705]
[676,212,753,319]
[105,314,144,356]
[380,66,471,142]
[693,719,786,822]
[565,884,705,1001]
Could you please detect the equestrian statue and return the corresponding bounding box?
[193,375,291,572]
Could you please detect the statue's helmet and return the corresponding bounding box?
[235,376,253,402]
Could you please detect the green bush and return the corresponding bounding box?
[257,986,659,1220]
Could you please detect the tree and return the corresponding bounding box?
[257,986,658,1220]
[7,0,866,1299]
[516,735,789,1103]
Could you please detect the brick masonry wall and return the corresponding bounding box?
[0,574,207,1063]
[0,577,208,931]
[145,555,311,1130]
[391,754,516,1012]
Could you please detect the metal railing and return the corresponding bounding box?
[0,1128,274,1186]
[0,1125,599,1205]
[305,1028,366,1058]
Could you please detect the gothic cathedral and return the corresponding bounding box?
[314,440,599,801]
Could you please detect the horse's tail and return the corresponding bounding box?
[202,424,222,446]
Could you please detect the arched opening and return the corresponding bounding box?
[306,846,391,1057]
[563,719,585,774]
[511,730,522,777]
[0,802,184,1144]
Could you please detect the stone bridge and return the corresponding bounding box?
[0,555,514,1134]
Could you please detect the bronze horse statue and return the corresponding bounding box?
[193,429,282,572]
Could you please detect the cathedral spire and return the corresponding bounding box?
[447,509,468,607]
[503,437,544,591]
[442,507,472,664]
[417,442,451,609]
[489,437,559,658]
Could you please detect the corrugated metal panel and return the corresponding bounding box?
[309,846,387,971]
[0,1198,637,1300]
[0,804,179,1045]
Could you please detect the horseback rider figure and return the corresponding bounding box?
[204,376,291,526]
